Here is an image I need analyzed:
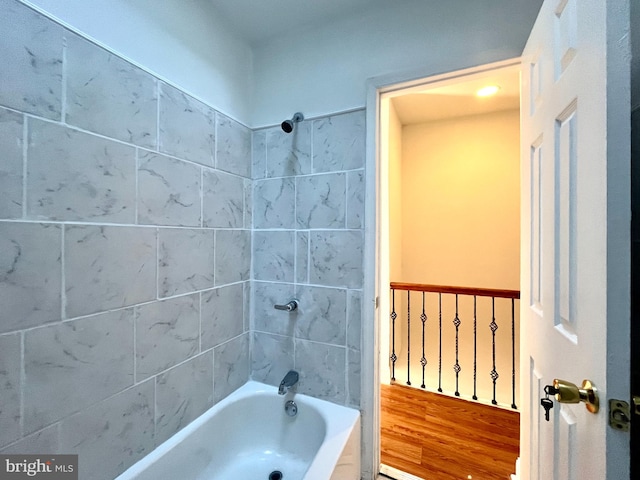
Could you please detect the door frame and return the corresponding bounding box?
[361,57,524,479]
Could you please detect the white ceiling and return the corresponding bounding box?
[208,0,637,110]
[391,65,521,125]
[208,0,391,46]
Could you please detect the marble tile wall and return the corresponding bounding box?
[0,2,251,479]
[251,109,365,408]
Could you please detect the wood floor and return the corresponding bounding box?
[380,383,520,480]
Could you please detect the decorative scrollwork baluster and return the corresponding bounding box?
[489,297,499,405]
[473,296,478,401]
[420,292,427,389]
[453,294,461,397]
[511,298,517,409]
[406,290,411,386]
[390,289,397,382]
[438,293,442,393]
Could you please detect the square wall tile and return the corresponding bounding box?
[203,170,244,228]
[155,351,213,445]
[253,178,295,229]
[215,230,250,285]
[0,222,61,333]
[251,130,267,180]
[244,178,253,229]
[266,122,311,177]
[135,294,200,380]
[347,290,363,351]
[0,108,23,219]
[309,230,364,288]
[213,333,249,403]
[243,282,251,333]
[60,381,154,480]
[347,170,365,229]
[0,424,59,455]
[296,173,346,228]
[312,110,365,173]
[0,333,21,448]
[65,225,156,317]
[28,119,136,223]
[253,231,295,282]
[294,339,346,404]
[159,83,215,166]
[138,151,201,227]
[0,0,63,119]
[66,34,157,148]
[158,228,215,297]
[252,281,296,337]
[216,113,251,178]
[251,332,294,387]
[294,285,347,345]
[201,284,244,350]
[296,231,309,283]
[348,348,361,407]
[24,309,134,434]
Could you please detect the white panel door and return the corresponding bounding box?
[520,0,630,479]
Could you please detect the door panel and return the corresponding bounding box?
[520,0,630,478]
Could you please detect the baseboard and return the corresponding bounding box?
[379,464,424,480]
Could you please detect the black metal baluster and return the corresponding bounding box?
[420,292,427,389]
[511,298,517,409]
[406,291,411,386]
[453,294,461,396]
[438,293,442,393]
[390,289,397,382]
[490,297,499,405]
[473,296,478,401]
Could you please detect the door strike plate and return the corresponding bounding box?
[608,399,630,432]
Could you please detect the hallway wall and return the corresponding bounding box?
[399,109,520,288]
[387,109,521,406]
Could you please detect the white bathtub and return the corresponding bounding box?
[115,381,361,480]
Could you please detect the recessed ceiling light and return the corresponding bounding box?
[476,85,501,97]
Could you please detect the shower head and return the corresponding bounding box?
[281,112,304,133]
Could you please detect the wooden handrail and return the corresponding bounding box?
[390,282,520,299]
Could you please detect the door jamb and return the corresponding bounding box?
[362,57,522,479]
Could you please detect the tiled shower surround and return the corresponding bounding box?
[0,1,364,479]
[251,112,365,406]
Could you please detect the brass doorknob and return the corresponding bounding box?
[550,379,599,413]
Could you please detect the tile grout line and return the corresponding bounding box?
[198,292,203,354]
[19,331,25,438]
[60,226,66,320]
[200,168,204,228]
[21,116,28,219]
[155,80,160,153]
[60,34,67,124]
[132,307,137,385]
[156,228,160,301]
[134,148,139,225]
[153,374,157,444]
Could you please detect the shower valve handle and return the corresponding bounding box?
[274,300,298,312]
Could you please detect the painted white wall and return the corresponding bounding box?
[21,0,542,128]
[379,98,403,387]
[21,0,254,125]
[251,0,543,127]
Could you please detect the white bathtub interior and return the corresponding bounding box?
[116,381,360,480]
